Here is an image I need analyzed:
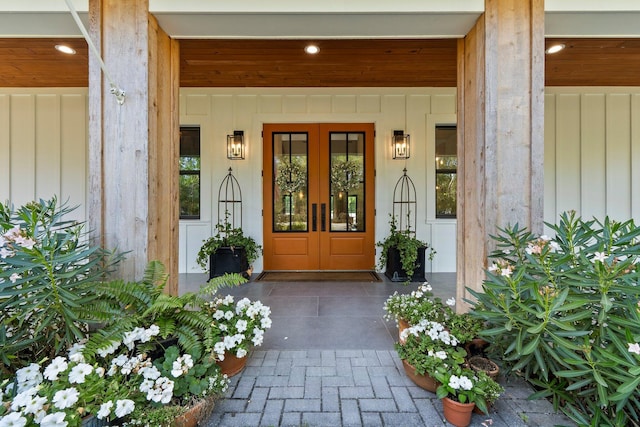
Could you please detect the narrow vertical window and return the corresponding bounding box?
[435,125,457,218]
[179,126,201,219]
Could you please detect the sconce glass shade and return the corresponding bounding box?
[227,130,245,160]
[392,130,410,159]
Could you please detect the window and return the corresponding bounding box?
[179,126,201,219]
[435,125,457,218]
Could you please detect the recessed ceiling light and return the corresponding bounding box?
[55,44,76,55]
[545,44,565,54]
[304,44,320,55]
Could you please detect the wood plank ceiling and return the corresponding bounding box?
[1,38,639,87]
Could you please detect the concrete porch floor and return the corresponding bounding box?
[178,273,575,427]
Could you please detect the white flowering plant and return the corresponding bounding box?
[395,320,466,378]
[383,282,450,326]
[205,295,272,361]
[434,364,491,414]
[468,211,640,425]
[0,325,230,427]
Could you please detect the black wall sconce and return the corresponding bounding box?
[392,130,410,159]
[227,130,245,160]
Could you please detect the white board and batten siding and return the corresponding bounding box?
[0,89,87,224]
[2,87,640,275]
[544,88,640,231]
[178,88,458,274]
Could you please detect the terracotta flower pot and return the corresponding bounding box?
[174,396,217,427]
[468,355,500,380]
[401,359,439,393]
[216,351,247,377]
[441,396,475,427]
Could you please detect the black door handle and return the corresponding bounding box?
[321,203,326,232]
[312,203,317,231]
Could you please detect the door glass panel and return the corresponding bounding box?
[273,133,308,231]
[329,132,365,232]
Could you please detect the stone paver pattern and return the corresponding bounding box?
[203,349,575,427]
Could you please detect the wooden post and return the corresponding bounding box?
[456,0,545,310]
[88,0,179,293]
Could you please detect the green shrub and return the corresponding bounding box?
[0,197,122,372]
[469,211,640,426]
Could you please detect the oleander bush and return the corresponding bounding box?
[469,211,640,426]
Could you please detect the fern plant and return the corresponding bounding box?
[85,262,247,361]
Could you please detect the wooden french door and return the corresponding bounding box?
[263,123,375,270]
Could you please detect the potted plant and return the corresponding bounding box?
[377,215,434,282]
[395,319,467,393]
[203,293,272,377]
[472,370,504,414]
[383,282,450,342]
[196,217,262,280]
[434,364,501,426]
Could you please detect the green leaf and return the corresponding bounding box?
[616,376,640,395]
[521,334,540,355]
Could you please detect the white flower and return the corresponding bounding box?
[52,387,79,410]
[448,375,461,390]
[44,357,68,381]
[549,241,560,252]
[236,348,247,358]
[97,401,114,420]
[9,273,22,283]
[629,342,640,355]
[446,297,456,306]
[540,235,550,241]
[115,399,135,418]
[67,343,86,363]
[214,341,226,357]
[224,310,234,321]
[15,236,36,250]
[222,295,234,305]
[40,412,67,427]
[213,310,225,320]
[261,317,272,329]
[488,263,499,273]
[10,388,38,411]
[141,365,161,380]
[23,395,48,415]
[0,412,27,427]
[95,367,105,377]
[223,335,236,350]
[236,319,248,332]
[434,350,447,360]
[593,252,607,263]
[16,363,42,384]
[459,375,474,391]
[147,324,160,336]
[68,363,93,384]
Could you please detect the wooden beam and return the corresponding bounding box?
[457,0,545,311]
[89,0,179,288]
[148,14,180,294]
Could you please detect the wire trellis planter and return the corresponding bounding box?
[217,167,242,228]
[392,168,417,234]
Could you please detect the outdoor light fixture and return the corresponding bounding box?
[227,131,245,160]
[392,130,410,159]
[304,44,320,54]
[54,44,76,55]
[545,43,565,54]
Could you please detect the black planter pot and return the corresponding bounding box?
[384,246,427,282]
[209,247,250,279]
